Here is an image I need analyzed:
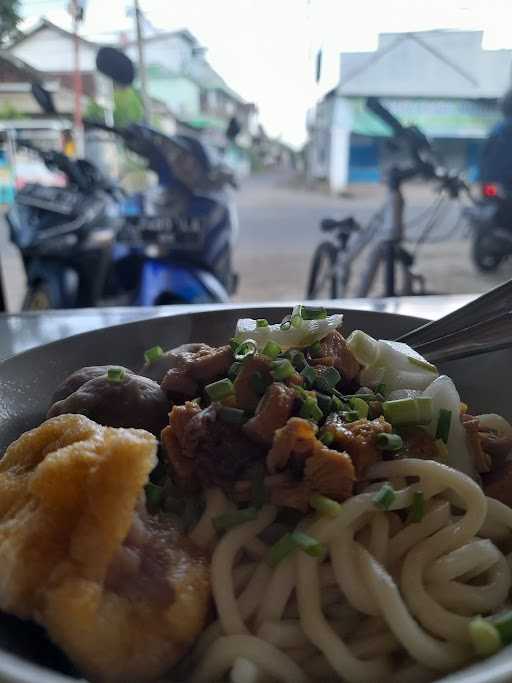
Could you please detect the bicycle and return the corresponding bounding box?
[306,98,472,299]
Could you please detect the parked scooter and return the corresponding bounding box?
[6,84,125,309]
[465,182,512,272]
[91,46,239,304]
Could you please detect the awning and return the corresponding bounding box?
[349,97,500,139]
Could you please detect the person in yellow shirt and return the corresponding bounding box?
[62,129,76,158]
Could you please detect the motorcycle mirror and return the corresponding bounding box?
[96,47,135,86]
[31,82,57,115]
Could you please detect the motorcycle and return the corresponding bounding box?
[465,182,512,272]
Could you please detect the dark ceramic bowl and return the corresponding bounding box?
[0,306,511,683]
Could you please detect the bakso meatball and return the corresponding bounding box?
[140,344,209,383]
[48,370,169,436]
[51,365,135,403]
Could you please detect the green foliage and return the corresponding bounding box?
[0,0,21,44]
[113,88,144,127]
[0,101,23,120]
[84,99,106,123]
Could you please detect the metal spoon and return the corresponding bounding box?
[398,278,512,348]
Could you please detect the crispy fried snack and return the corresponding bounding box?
[0,414,210,683]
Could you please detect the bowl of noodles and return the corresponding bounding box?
[1,304,512,683]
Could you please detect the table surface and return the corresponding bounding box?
[0,294,475,363]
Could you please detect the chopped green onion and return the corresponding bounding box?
[309,341,322,358]
[408,356,438,373]
[107,367,125,383]
[268,533,297,567]
[300,397,324,422]
[293,385,309,401]
[310,493,341,517]
[375,383,386,396]
[469,617,501,657]
[300,305,327,320]
[435,438,449,459]
[228,361,241,380]
[144,345,164,363]
[301,365,317,388]
[372,483,396,510]
[342,410,359,422]
[342,393,376,401]
[330,395,344,412]
[376,432,403,451]
[262,340,282,360]
[319,430,335,446]
[316,393,332,417]
[291,531,327,559]
[271,358,295,381]
[205,378,235,402]
[491,610,512,646]
[145,482,163,509]
[382,397,433,426]
[349,397,369,420]
[287,350,306,370]
[435,408,452,444]
[250,371,269,395]
[291,313,302,328]
[190,397,201,405]
[280,320,291,331]
[234,339,257,361]
[410,490,425,523]
[219,406,247,425]
[213,507,258,532]
[256,318,269,328]
[315,367,341,392]
[230,337,241,352]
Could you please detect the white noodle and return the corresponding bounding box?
[189,488,230,550]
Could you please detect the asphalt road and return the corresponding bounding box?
[233,171,511,301]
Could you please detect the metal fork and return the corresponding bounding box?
[396,278,512,364]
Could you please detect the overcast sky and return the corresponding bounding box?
[20,0,512,146]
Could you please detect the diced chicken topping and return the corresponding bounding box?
[244,382,296,446]
[324,415,392,478]
[234,355,273,411]
[310,330,360,383]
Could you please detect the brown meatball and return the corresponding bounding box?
[160,344,233,399]
[51,365,134,403]
[48,373,169,436]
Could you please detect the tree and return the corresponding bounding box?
[0,0,21,45]
[113,88,144,128]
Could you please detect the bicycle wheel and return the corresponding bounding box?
[306,242,338,299]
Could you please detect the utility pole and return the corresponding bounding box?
[133,0,151,123]
[69,0,85,155]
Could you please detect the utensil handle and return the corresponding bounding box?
[398,278,512,346]
[417,310,512,364]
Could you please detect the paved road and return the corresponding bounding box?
[233,171,511,301]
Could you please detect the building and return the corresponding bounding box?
[307,30,512,192]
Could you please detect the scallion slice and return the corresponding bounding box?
[271,358,295,381]
[342,410,359,422]
[376,432,403,451]
[310,493,341,517]
[319,430,334,446]
[301,365,317,388]
[213,507,258,532]
[300,397,323,423]
[256,318,269,328]
[315,366,341,392]
[234,339,257,361]
[469,617,502,657]
[410,490,425,523]
[107,367,125,383]
[205,378,235,401]
[300,305,327,320]
[316,392,332,416]
[382,397,433,426]
[144,345,164,363]
[268,533,297,567]
[492,610,512,646]
[349,397,369,419]
[309,341,322,358]
[435,408,452,444]
[228,361,242,380]
[330,395,344,412]
[280,320,291,331]
[262,340,281,359]
[287,349,307,370]
[291,313,302,328]
[372,483,396,510]
[291,531,327,559]
[219,406,247,425]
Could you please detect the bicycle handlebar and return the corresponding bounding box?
[366,97,406,137]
